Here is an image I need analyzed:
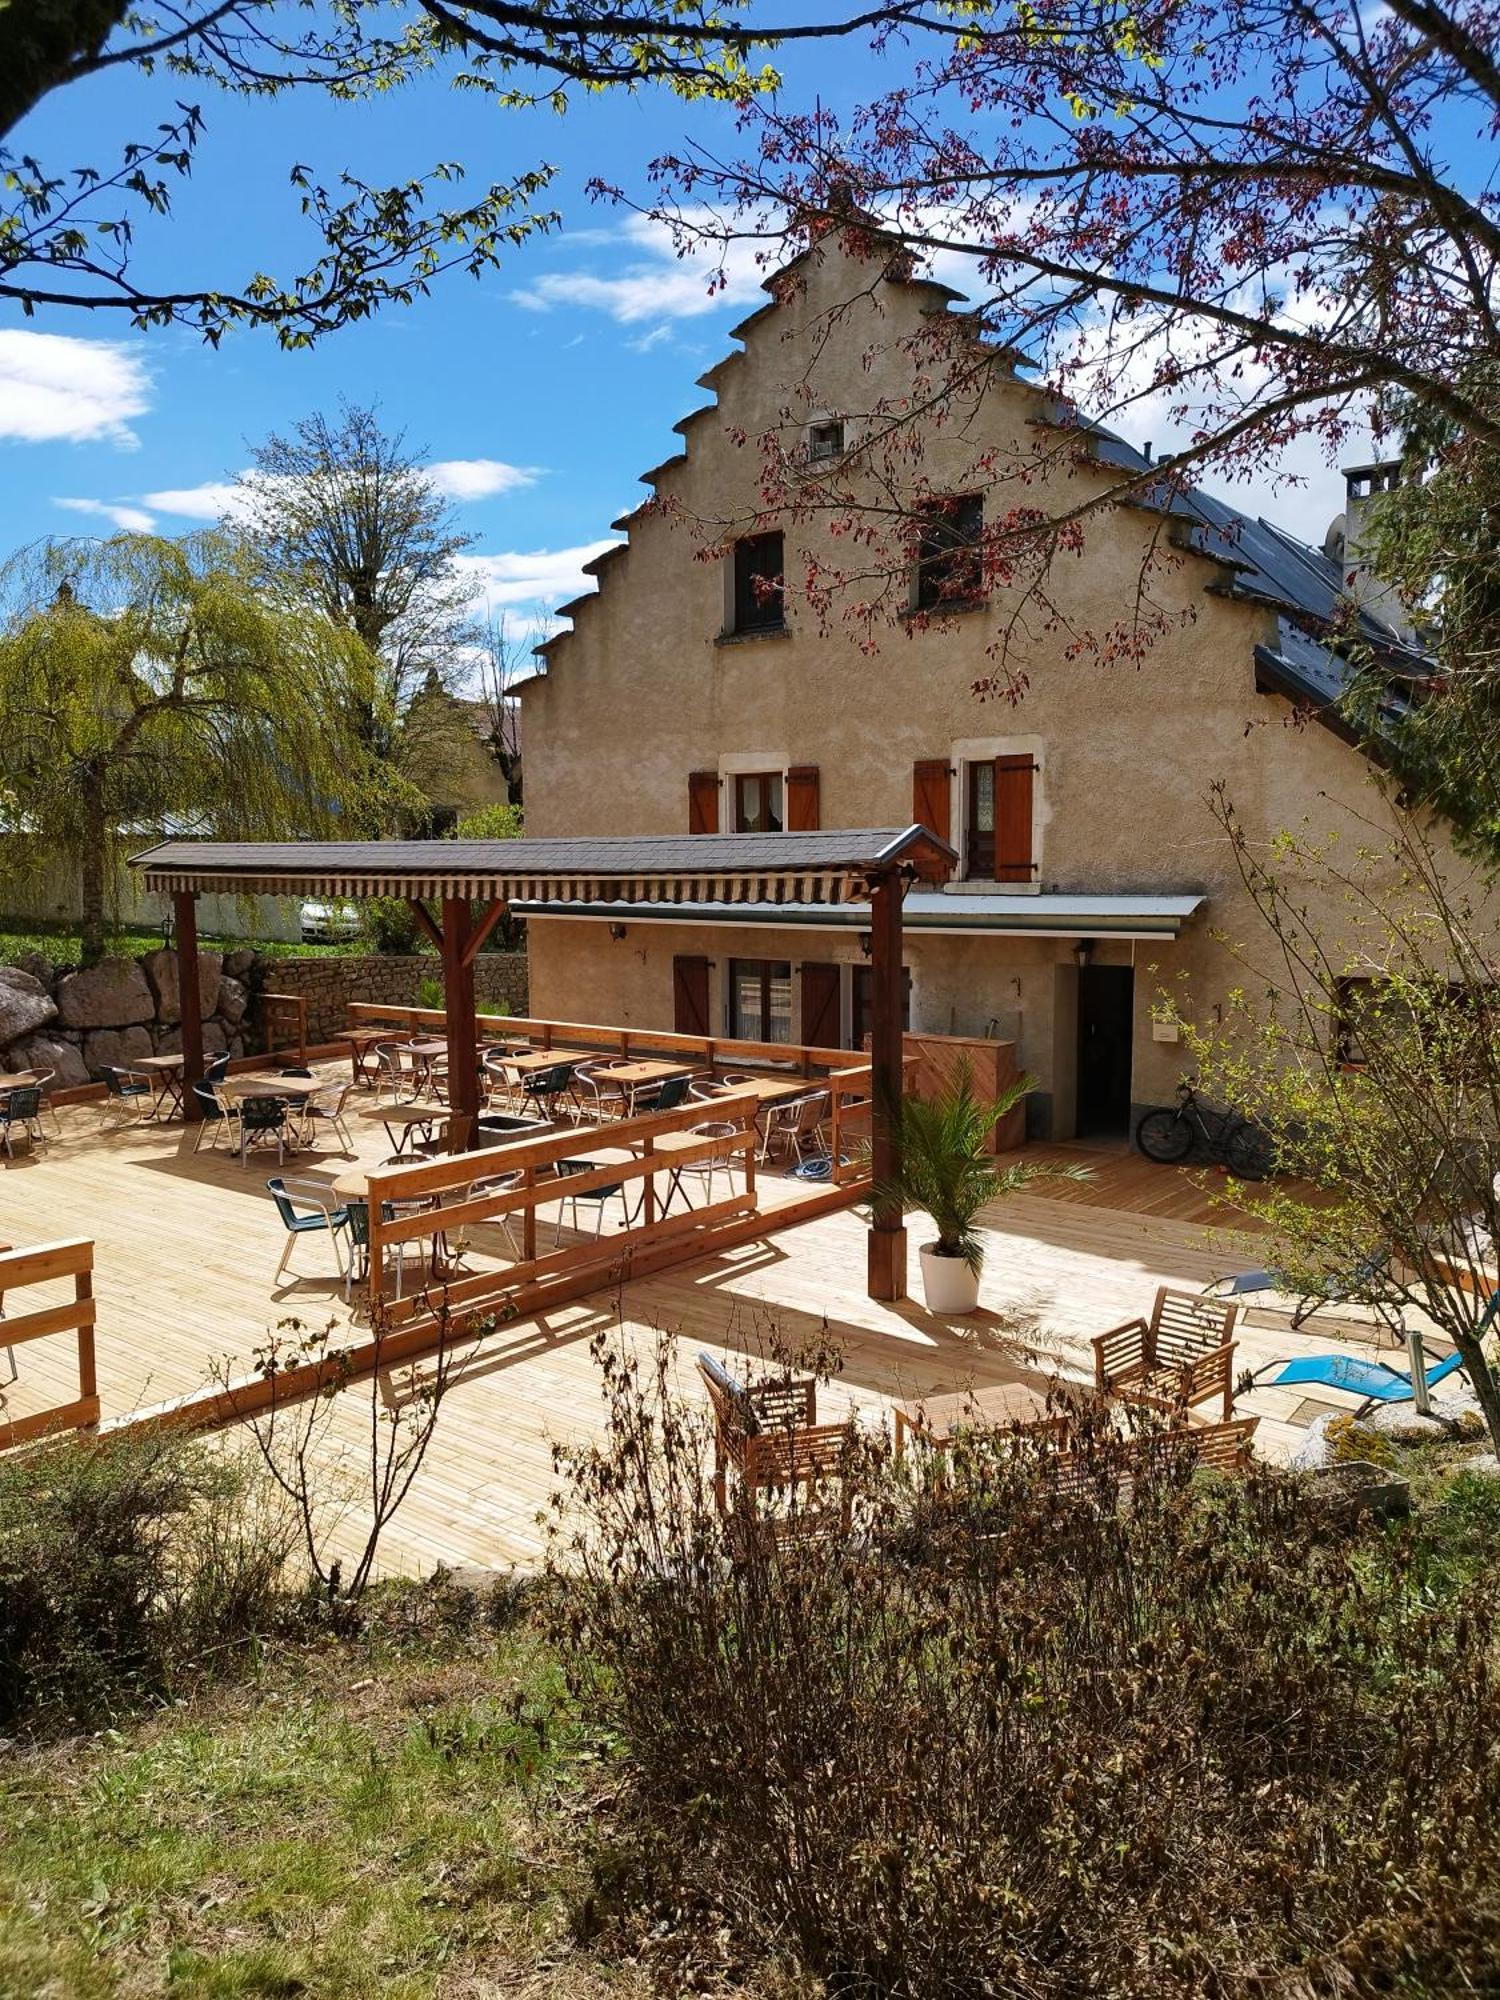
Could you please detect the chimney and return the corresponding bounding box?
[1324,458,1415,644]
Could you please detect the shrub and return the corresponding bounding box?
[360,897,421,955]
[415,974,445,1011]
[0,1429,293,1730]
[550,1331,1500,1997]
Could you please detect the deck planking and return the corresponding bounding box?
[0,1082,1410,1575]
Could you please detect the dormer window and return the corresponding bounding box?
[916,493,984,611]
[732,531,785,634]
[807,419,844,463]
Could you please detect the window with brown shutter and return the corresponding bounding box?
[673,955,711,1037]
[800,961,841,1048]
[688,769,720,835]
[786,764,820,831]
[994,753,1036,882]
[912,758,951,840]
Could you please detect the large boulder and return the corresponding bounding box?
[0,966,58,1049]
[216,975,248,1027]
[141,947,222,1026]
[7,1034,88,1088]
[202,1020,229,1056]
[56,958,154,1030]
[82,1024,153,1074]
[222,947,258,981]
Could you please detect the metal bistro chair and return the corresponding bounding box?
[0,1086,46,1158]
[760,1089,830,1166]
[29,1067,62,1137]
[239,1094,292,1165]
[553,1157,632,1244]
[482,1048,520,1113]
[99,1064,155,1125]
[461,1168,526,1261]
[375,1042,421,1104]
[634,1073,692,1117]
[266,1176,351,1284]
[520,1060,579,1123]
[302,1081,355,1152]
[666,1120,742,1215]
[571,1058,629,1125]
[191,1075,242,1153]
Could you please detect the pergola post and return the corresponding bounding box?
[441,895,481,1148]
[173,891,204,1121]
[866,867,907,1301]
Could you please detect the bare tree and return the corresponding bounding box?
[473,614,527,807]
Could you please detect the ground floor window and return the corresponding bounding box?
[729,959,793,1042]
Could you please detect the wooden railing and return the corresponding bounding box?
[345,1003,873,1079]
[0,1238,99,1449]
[364,1094,766,1327]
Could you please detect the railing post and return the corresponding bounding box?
[866,868,908,1301]
[76,1265,96,1404]
[643,1136,656,1226]
[522,1165,537,1263]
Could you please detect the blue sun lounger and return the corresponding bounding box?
[1261,1347,1468,1403]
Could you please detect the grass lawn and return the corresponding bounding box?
[0,1600,633,2000]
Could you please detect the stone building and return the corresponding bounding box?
[516,225,1432,1142]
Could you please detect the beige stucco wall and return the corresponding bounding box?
[519,232,1467,1135]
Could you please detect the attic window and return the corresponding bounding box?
[807,419,845,463]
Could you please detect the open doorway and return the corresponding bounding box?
[1076,965,1135,1138]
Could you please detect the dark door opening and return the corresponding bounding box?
[1076,965,1135,1138]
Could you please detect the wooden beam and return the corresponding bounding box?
[407,898,444,952]
[174,891,205,1120]
[441,896,481,1148]
[866,869,908,1301]
[460,897,507,968]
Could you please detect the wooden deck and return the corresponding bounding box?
[0,1088,1407,1575]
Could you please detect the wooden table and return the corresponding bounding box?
[701,1077,808,1108]
[649,1124,746,1216]
[356,1099,453,1155]
[222,1072,325,1102]
[598,1058,695,1112]
[893,1379,1086,1455]
[501,1047,591,1076]
[135,1051,186,1119]
[332,1027,399,1087]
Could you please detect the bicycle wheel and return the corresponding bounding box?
[1224,1121,1274,1182]
[1136,1108,1194,1163]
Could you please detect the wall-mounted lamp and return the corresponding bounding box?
[1073,937,1095,969]
[608,923,627,942]
[858,930,873,960]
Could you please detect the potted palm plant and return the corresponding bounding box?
[874,1063,1094,1313]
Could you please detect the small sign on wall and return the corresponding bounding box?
[1151,1015,1181,1043]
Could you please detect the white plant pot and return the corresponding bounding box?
[918,1243,982,1314]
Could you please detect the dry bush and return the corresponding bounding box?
[548,1330,1500,1998]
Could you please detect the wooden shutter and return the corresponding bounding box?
[673,955,711,1036]
[688,769,720,835]
[786,764,820,831]
[912,758,951,839]
[801,961,842,1048]
[994,754,1035,882]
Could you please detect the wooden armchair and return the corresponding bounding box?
[1092,1286,1240,1420]
[697,1352,855,1531]
[1049,1413,1260,1501]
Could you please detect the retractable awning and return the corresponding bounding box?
[515,889,1206,941]
[129,826,956,904]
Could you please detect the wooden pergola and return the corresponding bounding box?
[130,826,956,1299]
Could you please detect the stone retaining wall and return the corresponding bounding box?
[0,948,529,1082]
[260,952,529,1046]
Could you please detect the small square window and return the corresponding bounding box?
[732,531,785,634]
[807,419,844,463]
[916,493,985,611]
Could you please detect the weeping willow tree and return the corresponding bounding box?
[0,533,407,963]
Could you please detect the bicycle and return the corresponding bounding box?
[1136,1079,1274,1180]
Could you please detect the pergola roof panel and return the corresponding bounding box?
[129,827,956,903]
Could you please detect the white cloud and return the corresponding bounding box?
[142,477,258,522]
[427,458,539,502]
[454,540,623,642]
[0,331,150,446]
[511,213,773,326]
[54,496,158,534]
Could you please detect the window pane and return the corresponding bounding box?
[733,531,785,632]
[972,763,994,832]
[765,774,784,833]
[732,962,764,1039]
[767,966,792,1043]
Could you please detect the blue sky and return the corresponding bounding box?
[0,26,1360,652]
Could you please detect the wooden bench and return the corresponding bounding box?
[1092,1286,1240,1421]
[697,1352,855,1532]
[1048,1414,1260,1499]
